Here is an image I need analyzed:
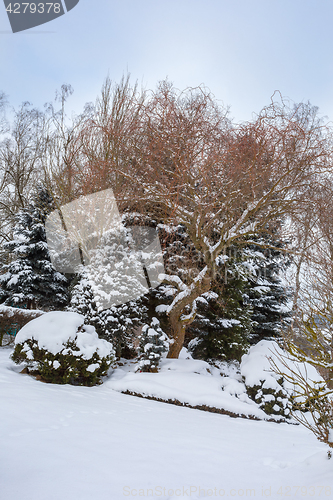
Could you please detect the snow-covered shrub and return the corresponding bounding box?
[270,316,333,447]
[137,317,169,372]
[68,273,149,359]
[11,312,114,386]
[67,273,107,337]
[100,298,149,359]
[241,340,293,418]
[241,340,327,419]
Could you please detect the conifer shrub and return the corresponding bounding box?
[11,311,114,386]
[67,272,149,359]
[245,378,292,418]
[241,340,293,418]
[137,317,169,372]
[186,264,253,362]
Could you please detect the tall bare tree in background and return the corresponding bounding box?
[0,102,46,244]
[60,76,146,207]
[0,85,83,248]
[41,84,84,206]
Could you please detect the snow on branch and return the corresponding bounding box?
[158,273,187,292]
[166,266,208,314]
[0,305,44,318]
[180,299,197,323]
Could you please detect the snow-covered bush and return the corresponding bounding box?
[11,311,114,386]
[67,273,107,337]
[137,317,169,372]
[241,341,293,418]
[241,340,327,419]
[270,315,333,447]
[68,272,149,359]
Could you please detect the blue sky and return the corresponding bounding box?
[0,0,332,123]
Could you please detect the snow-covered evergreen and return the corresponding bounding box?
[67,270,149,358]
[0,188,69,310]
[11,311,114,386]
[187,251,253,362]
[66,272,106,336]
[137,317,169,372]
[245,234,292,344]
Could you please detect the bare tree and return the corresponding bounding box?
[0,92,8,136]
[65,75,146,205]
[123,86,332,357]
[40,84,85,206]
[0,102,46,243]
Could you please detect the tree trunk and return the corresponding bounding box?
[167,320,186,359]
[328,332,333,389]
[165,266,213,358]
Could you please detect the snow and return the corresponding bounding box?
[240,340,324,391]
[86,363,100,373]
[155,304,169,313]
[163,266,208,315]
[108,357,275,420]
[7,275,19,287]
[0,304,44,318]
[15,311,113,359]
[219,318,241,328]
[1,347,333,500]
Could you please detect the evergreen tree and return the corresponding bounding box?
[137,317,169,372]
[245,234,292,344]
[66,272,106,336]
[186,250,253,362]
[186,233,292,360]
[0,187,69,310]
[101,298,149,359]
[66,219,153,358]
[68,280,149,359]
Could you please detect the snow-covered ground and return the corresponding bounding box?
[109,356,272,420]
[1,348,333,500]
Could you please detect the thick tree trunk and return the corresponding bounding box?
[165,266,212,358]
[167,320,186,359]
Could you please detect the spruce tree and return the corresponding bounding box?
[67,271,149,359]
[0,187,69,310]
[186,250,253,362]
[66,272,106,336]
[186,233,292,360]
[137,317,169,372]
[245,234,292,344]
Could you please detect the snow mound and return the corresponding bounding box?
[160,358,212,375]
[240,340,324,391]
